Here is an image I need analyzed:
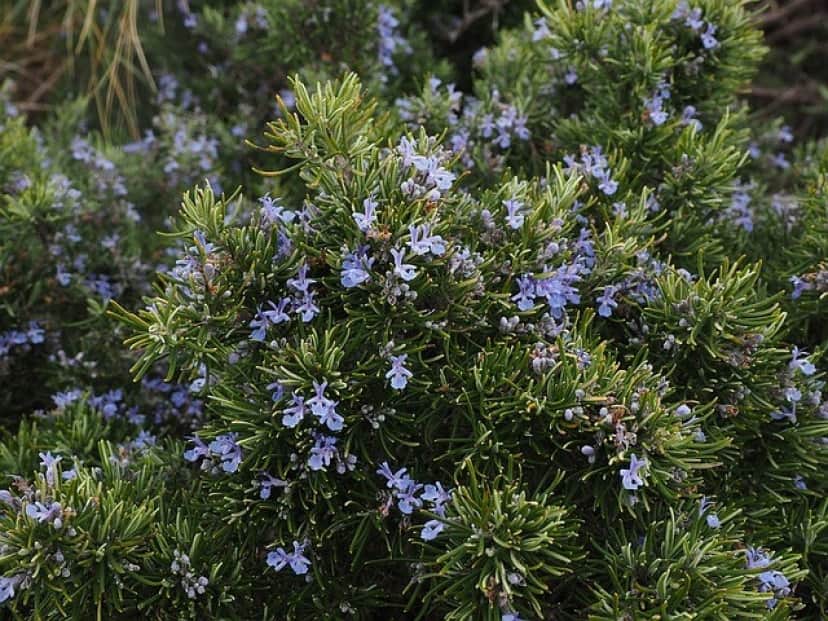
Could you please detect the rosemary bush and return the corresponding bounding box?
[0,1,825,619]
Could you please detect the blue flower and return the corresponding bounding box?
[341,247,375,288]
[596,285,619,317]
[396,479,424,514]
[0,575,22,603]
[377,461,410,490]
[789,347,816,376]
[746,547,771,568]
[532,17,551,41]
[675,404,692,418]
[407,224,446,256]
[39,451,62,486]
[295,291,320,323]
[266,540,311,575]
[259,194,296,228]
[259,473,288,499]
[391,247,417,282]
[421,519,444,541]
[282,393,307,428]
[377,5,411,79]
[386,354,413,390]
[620,453,647,490]
[308,381,344,431]
[701,23,719,50]
[698,496,720,528]
[208,434,243,473]
[307,434,338,471]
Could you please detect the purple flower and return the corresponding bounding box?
[266,540,311,575]
[259,194,296,227]
[354,197,378,232]
[39,451,61,486]
[386,354,413,390]
[790,275,812,300]
[620,453,647,490]
[287,263,316,294]
[503,198,526,229]
[512,275,536,311]
[26,500,63,528]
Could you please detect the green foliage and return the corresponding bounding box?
[0,1,826,619]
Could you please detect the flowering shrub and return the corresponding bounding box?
[0,1,826,619]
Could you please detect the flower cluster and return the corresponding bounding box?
[562,145,619,195]
[377,462,451,541]
[376,5,411,83]
[745,548,792,609]
[184,433,243,474]
[672,2,720,50]
[0,322,44,361]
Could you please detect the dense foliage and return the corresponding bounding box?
[0,1,825,619]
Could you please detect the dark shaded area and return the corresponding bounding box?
[750,0,828,139]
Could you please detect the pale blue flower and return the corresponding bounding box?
[354,197,378,232]
[421,519,444,540]
[620,453,647,490]
[282,393,307,428]
[503,198,526,229]
[266,540,311,575]
[391,247,417,282]
[386,354,413,390]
